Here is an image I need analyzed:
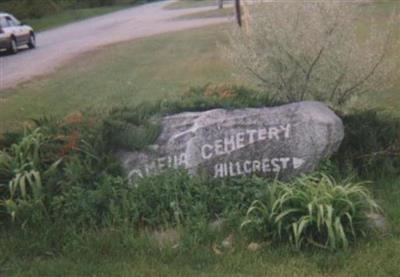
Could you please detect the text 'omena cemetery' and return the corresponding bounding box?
[118,102,344,182]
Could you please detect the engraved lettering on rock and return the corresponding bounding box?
[203,124,304,177]
[127,123,306,180]
[201,124,291,160]
[213,157,305,178]
[128,153,186,180]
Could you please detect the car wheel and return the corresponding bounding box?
[28,33,36,49]
[8,38,18,54]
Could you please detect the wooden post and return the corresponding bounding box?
[217,0,223,9]
[235,0,242,27]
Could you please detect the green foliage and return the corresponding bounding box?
[0,128,62,225]
[0,84,392,254]
[45,168,266,229]
[242,174,381,250]
[0,115,121,227]
[103,104,162,151]
[0,0,146,20]
[52,175,135,227]
[333,109,400,178]
[103,85,279,151]
[131,170,267,229]
[0,0,62,19]
[0,132,23,150]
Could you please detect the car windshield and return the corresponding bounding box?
[6,16,19,26]
[10,15,20,25]
[0,17,8,28]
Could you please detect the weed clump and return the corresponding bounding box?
[334,109,400,178]
[242,174,381,250]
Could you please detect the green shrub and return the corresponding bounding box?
[52,175,135,227]
[43,168,266,230]
[0,0,63,19]
[131,170,267,229]
[241,174,381,250]
[0,128,62,225]
[333,109,400,178]
[103,85,279,151]
[0,114,121,226]
[0,0,154,20]
[3,159,381,251]
[227,2,399,108]
[1,108,267,229]
[103,104,162,151]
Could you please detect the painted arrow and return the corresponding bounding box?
[293,158,305,169]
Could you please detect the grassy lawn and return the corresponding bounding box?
[3,232,400,276]
[0,24,235,131]
[165,0,217,10]
[25,5,137,32]
[1,3,400,276]
[175,6,235,20]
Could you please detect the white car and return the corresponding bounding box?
[0,13,36,54]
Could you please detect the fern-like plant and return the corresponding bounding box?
[241,174,381,250]
[0,128,61,224]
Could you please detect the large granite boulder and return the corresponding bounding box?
[118,101,344,182]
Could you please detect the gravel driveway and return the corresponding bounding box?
[0,1,228,90]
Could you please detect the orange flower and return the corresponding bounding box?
[221,90,233,99]
[59,131,80,157]
[63,112,84,126]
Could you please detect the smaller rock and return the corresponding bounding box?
[212,243,223,256]
[366,213,390,234]
[247,242,262,252]
[221,233,234,249]
[63,111,84,125]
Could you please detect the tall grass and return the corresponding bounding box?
[0,128,62,224]
[242,174,382,250]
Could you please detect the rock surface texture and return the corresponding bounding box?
[118,101,344,182]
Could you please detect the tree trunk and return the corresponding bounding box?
[217,0,223,9]
[235,0,242,27]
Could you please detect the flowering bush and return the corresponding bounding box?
[227,2,399,108]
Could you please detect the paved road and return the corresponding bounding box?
[0,1,229,90]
